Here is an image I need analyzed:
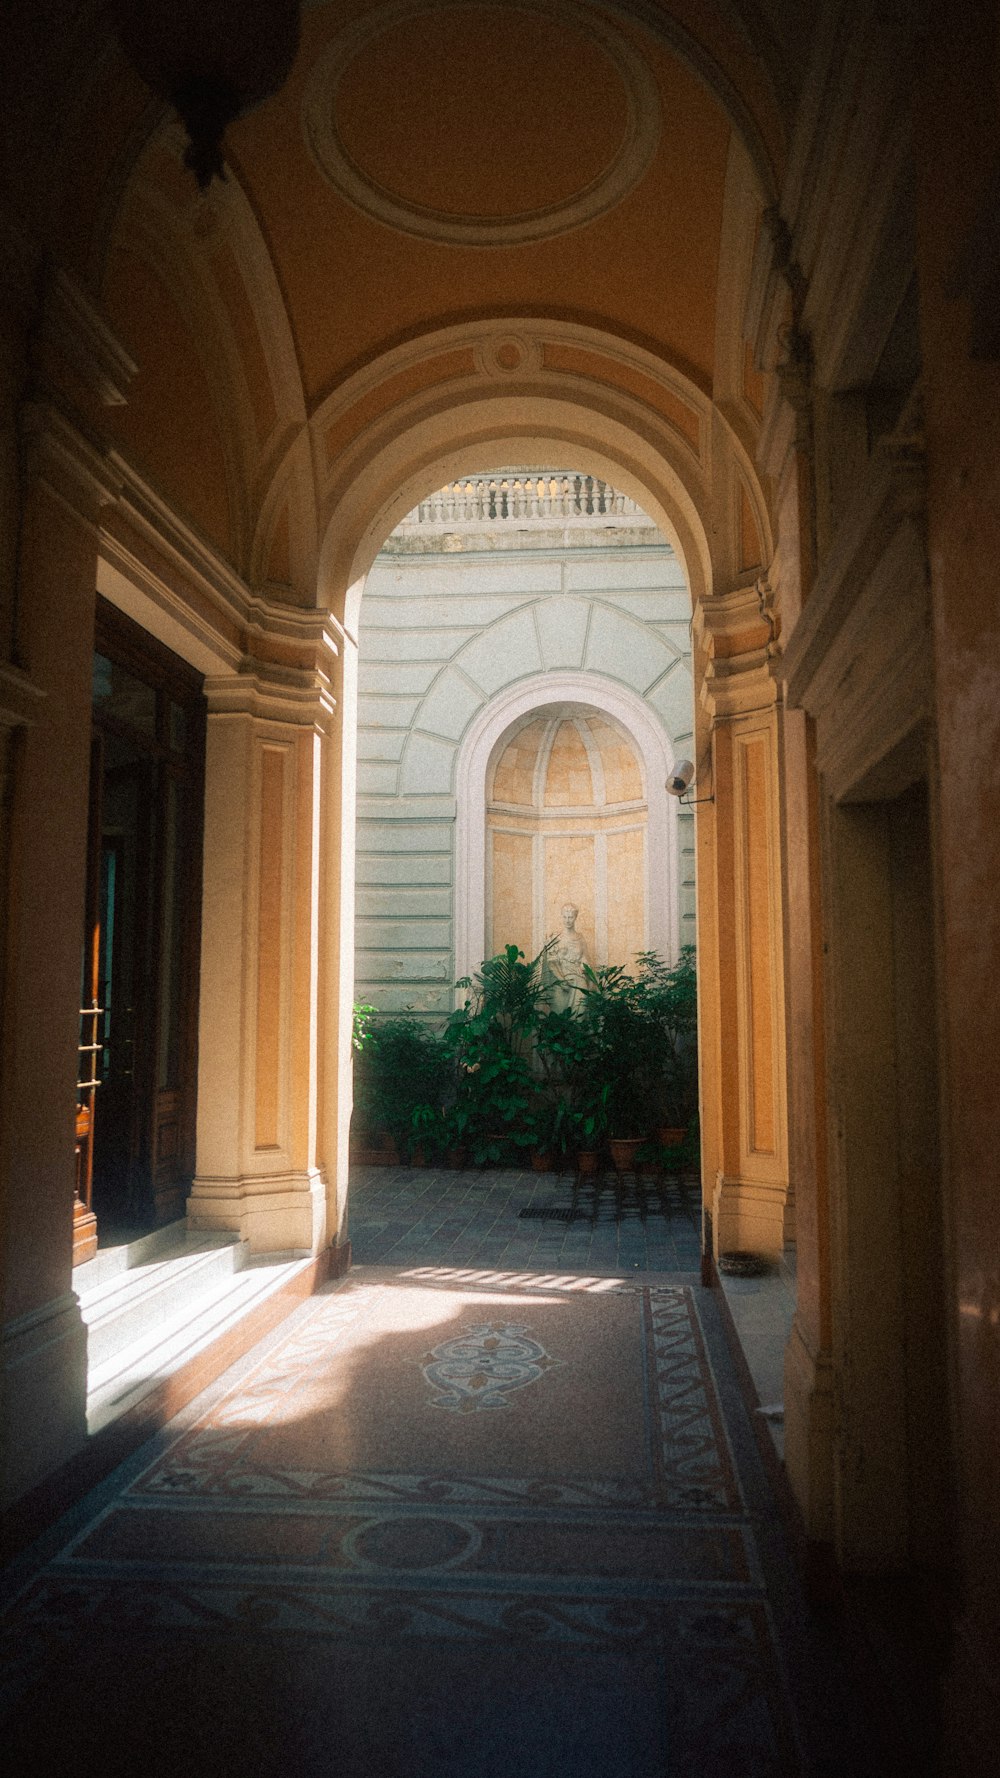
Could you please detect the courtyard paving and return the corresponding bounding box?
[347,1161,704,1277]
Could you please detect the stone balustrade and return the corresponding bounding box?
[401,472,652,528]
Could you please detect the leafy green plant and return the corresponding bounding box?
[444,943,549,1164]
[577,963,660,1138]
[526,1090,571,1161]
[635,946,698,1126]
[352,1001,377,1053]
[569,1078,611,1153]
[351,945,698,1169]
[409,1100,444,1161]
[353,1016,449,1151]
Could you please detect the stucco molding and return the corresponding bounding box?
[96,540,243,677]
[20,398,124,525]
[302,0,661,248]
[694,582,778,721]
[780,416,929,802]
[453,670,680,986]
[32,266,137,409]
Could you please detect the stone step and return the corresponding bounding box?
[72,1223,210,1296]
[78,1229,249,1371]
[85,1254,314,1436]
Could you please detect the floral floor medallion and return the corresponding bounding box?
[420,1321,562,1413]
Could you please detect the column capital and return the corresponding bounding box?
[693,582,780,722]
[206,598,342,729]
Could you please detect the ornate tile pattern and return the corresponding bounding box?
[420,1321,563,1413]
[1,1262,810,1776]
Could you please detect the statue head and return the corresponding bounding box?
[561,903,578,927]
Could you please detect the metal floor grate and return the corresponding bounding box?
[517,1206,587,1222]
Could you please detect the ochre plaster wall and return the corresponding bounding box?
[102,251,234,556]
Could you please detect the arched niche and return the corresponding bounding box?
[486,705,650,975]
[455,672,679,987]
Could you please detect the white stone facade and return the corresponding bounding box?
[355,493,695,1019]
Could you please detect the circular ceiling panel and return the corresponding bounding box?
[303,0,661,246]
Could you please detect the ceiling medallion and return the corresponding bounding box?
[302,0,661,247]
[474,334,543,376]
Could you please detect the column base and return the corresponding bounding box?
[712,1172,788,1257]
[187,1169,328,1255]
[1,1293,88,1509]
[783,1314,835,1544]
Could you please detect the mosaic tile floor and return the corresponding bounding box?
[1,1172,880,1778]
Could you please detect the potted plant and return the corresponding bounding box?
[444,943,548,1166]
[635,947,698,1143]
[353,1014,449,1161]
[570,1080,610,1173]
[578,964,659,1172]
[409,1101,443,1165]
[526,1091,571,1172]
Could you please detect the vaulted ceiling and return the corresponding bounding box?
[2,1,797,575]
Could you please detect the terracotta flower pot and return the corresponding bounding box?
[531,1150,554,1173]
[609,1136,644,1173]
[352,1135,400,1166]
[576,1149,601,1175]
[656,1125,686,1149]
[446,1145,468,1170]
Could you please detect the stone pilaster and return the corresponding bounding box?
[693,584,790,1260]
[187,601,343,1256]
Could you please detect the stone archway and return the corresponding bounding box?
[295,350,785,1286]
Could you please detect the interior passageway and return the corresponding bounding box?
[3,1168,896,1778]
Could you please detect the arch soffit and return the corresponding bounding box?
[308,319,763,629]
[330,405,711,640]
[98,125,315,586]
[453,671,682,794]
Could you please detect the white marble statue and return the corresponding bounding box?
[546,902,590,1013]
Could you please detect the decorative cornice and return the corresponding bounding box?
[202,594,342,728]
[781,414,926,714]
[102,457,346,684]
[692,581,773,654]
[693,581,778,721]
[244,594,343,654]
[110,453,252,627]
[204,665,337,730]
[32,267,137,408]
[96,534,244,676]
[701,655,777,721]
[20,399,123,523]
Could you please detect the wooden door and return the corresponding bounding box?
[83,600,205,1240]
